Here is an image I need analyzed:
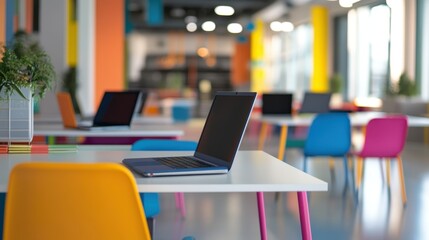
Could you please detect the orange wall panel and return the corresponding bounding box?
[95,0,124,108]
[0,0,5,43]
[25,0,33,33]
[231,41,250,87]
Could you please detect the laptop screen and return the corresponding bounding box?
[135,91,148,114]
[262,93,293,115]
[93,91,140,126]
[300,92,332,114]
[194,92,256,165]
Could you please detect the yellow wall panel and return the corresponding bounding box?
[67,0,77,66]
[311,6,329,92]
[250,19,265,92]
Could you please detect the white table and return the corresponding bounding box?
[33,124,183,144]
[34,114,173,125]
[0,150,327,240]
[34,124,183,138]
[253,112,429,161]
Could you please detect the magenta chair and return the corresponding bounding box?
[354,115,408,204]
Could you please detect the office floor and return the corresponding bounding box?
[152,120,429,240]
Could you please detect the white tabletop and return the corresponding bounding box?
[33,124,183,137]
[34,115,173,125]
[0,150,327,193]
[253,111,429,127]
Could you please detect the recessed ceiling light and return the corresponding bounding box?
[339,0,360,8]
[214,6,235,16]
[197,48,209,58]
[185,16,197,23]
[202,21,216,32]
[186,22,197,32]
[270,21,282,32]
[227,23,243,34]
[281,22,294,32]
[170,8,185,18]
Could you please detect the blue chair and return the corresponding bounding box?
[131,139,198,221]
[303,113,352,186]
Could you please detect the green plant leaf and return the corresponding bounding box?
[10,84,28,100]
[0,33,55,100]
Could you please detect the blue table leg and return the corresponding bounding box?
[0,193,6,240]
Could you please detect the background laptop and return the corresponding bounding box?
[57,91,140,130]
[262,93,293,115]
[299,92,332,114]
[123,91,257,177]
[135,90,148,115]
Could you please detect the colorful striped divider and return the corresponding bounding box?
[0,144,77,154]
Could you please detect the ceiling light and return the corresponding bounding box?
[339,0,360,8]
[186,23,197,32]
[386,0,398,8]
[281,22,294,32]
[170,8,185,18]
[270,21,282,32]
[185,16,197,23]
[214,6,235,16]
[227,23,242,34]
[202,21,216,32]
[186,22,197,32]
[197,48,209,58]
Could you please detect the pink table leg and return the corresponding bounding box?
[179,192,186,218]
[297,192,312,240]
[256,192,268,240]
[175,193,180,208]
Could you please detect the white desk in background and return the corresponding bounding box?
[0,150,327,240]
[34,124,183,144]
[34,114,173,125]
[253,111,429,161]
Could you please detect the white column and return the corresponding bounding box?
[347,9,357,100]
[422,0,429,100]
[18,0,26,30]
[39,0,67,115]
[389,0,405,83]
[356,7,370,98]
[404,0,416,80]
[77,0,95,115]
[347,7,370,99]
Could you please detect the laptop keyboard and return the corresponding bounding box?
[156,157,212,169]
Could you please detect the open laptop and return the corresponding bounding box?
[299,92,332,114]
[135,90,148,115]
[122,91,257,177]
[56,91,140,130]
[262,93,293,115]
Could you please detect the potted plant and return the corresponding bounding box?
[62,66,81,114]
[0,31,55,143]
[397,72,417,97]
[329,73,343,107]
[383,72,419,113]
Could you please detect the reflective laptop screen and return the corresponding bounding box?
[93,91,140,126]
[262,93,293,115]
[195,93,256,163]
[300,92,332,114]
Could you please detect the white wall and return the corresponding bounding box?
[38,0,67,115]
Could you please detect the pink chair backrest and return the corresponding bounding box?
[359,115,408,158]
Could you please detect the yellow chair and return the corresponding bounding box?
[3,162,151,240]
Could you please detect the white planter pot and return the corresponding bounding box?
[0,88,34,143]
